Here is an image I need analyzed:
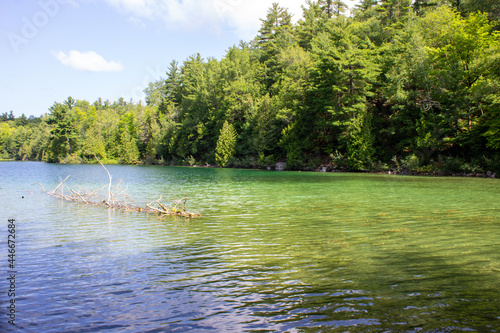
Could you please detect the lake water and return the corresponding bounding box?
[1,161,499,332]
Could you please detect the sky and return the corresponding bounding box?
[1,0,359,118]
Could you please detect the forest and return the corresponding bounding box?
[1,0,499,175]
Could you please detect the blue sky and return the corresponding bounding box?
[1,0,359,118]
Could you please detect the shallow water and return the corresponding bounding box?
[1,161,499,332]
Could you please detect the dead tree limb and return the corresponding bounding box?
[39,159,200,218]
[95,156,112,204]
[70,188,88,204]
[34,182,46,192]
[52,175,70,194]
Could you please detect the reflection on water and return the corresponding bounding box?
[1,162,499,332]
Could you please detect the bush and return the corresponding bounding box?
[286,147,305,170]
[460,161,484,174]
[258,154,274,169]
[330,150,348,170]
[60,154,82,164]
[230,155,258,169]
[439,156,462,173]
[371,160,390,172]
[168,156,180,166]
[484,154,500,174]
[184,155,196,166]
[401,154,420,172]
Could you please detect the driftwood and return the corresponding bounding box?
[39,158,201,218]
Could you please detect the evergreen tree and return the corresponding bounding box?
[215,120,237,167]
[310,18,380,156]
[377,0,412,26]
[46,101,79,162]
[163,60,183,107]
[297,1,329,50]
[347,110,375,170]
[319,0,348,18]
[256,3,293,51]
[256,3,294,90]
[5,3,499,172]
[119,129,140,164]
[413,0,438,16]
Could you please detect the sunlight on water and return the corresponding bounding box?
[1,162,499,332]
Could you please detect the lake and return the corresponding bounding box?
[1,161,499,332]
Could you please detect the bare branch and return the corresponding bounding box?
[39,157,200,218]
[34,182,46,192]
[52,175,70,194]
[95,155,112,204]
[70,188,88,204]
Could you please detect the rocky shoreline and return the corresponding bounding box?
[255,162,497,178]
[178,161,498,178]
[315,164,497,178]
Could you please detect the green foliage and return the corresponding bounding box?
[320,0,348,18]
[215,121,237,167]
[46,100,79,162]
[285,146,305,170]
[258,154,275,168]
[280,122,307,170]
[184,155,197,166]
[401,154,421,172]
[2,2,499,173]
[330,150,348,169]
[346,111,375,170]
[119,129,140,164]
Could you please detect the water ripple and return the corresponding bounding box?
[1,163,499,332]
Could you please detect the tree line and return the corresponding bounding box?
[1,0,499,174]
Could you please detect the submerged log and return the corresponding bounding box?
[39,159,201,218]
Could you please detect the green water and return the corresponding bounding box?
[1,162,499,332]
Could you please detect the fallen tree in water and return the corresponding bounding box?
[36,158,201,218]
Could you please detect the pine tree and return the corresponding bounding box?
[46,100,79,162]
[215,120,237,167]
[256,3,293,51]
[119,129,140,164]
[310,19,380,154]
[319,0,348,18]
[256,3,294,90]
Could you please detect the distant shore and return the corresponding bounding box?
[4,159,496,179]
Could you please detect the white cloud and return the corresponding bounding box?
[104,0,315,40]
[52,50,124,72]
[105,0,158,19]
[104,0,361,40]
[128,16,147,28]
[217,0,307,40]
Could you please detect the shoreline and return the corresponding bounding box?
[314,164,497,179]
[2,159,497,179]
